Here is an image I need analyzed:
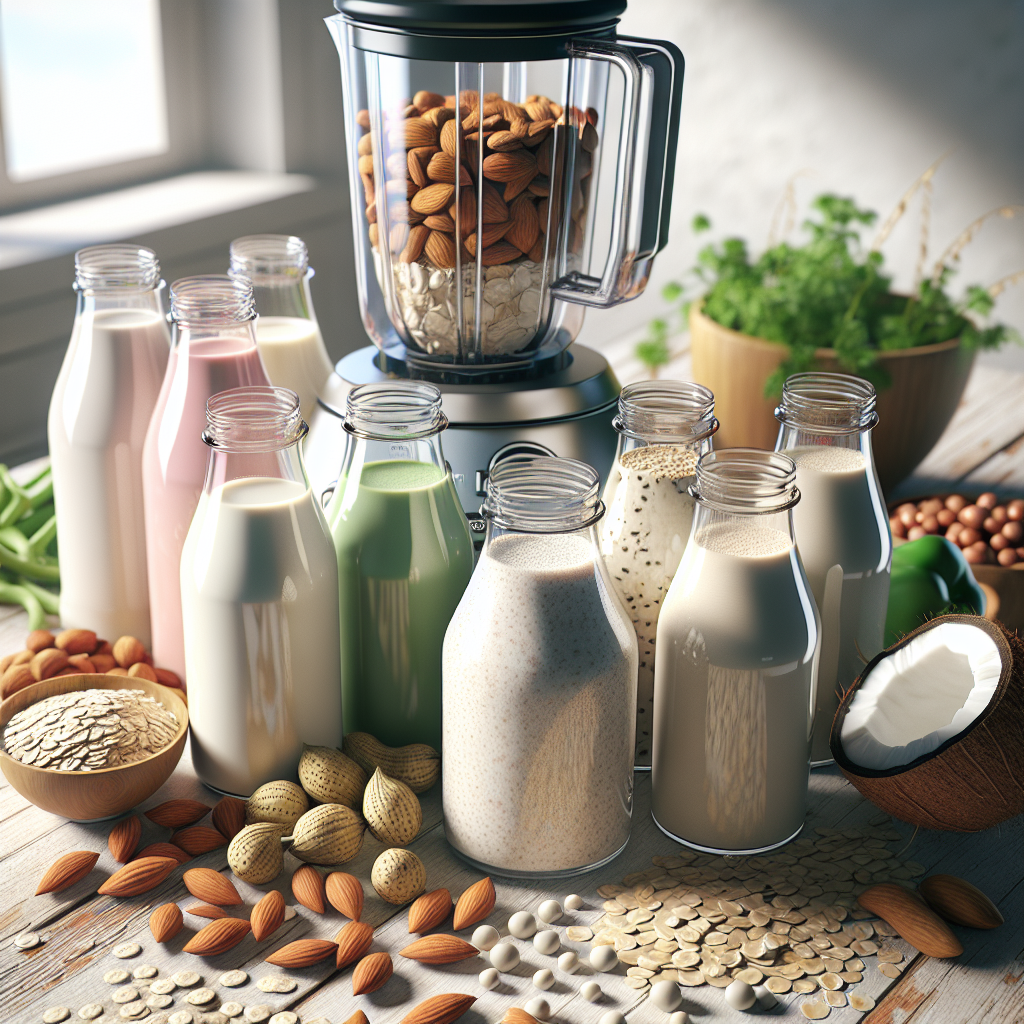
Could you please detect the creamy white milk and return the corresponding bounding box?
[443,531,638,876]
[789,446,891,763]
[652,523,818,853]
[255,316,333,421]
[181,476,343,795]
[601,446,698,767]
[48,307,170,644]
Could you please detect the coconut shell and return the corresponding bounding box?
[831,615,1023,831]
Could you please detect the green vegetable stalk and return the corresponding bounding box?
[884,535,985,646]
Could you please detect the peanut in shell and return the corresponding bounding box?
[343,732,441,794]
[227,823,287,884]
[298,745,368,808]
[245,779,308,826]
[363,767,423,846]
[290,803,366,866]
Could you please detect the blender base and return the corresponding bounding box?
[305,343,621,518]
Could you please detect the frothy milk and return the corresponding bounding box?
[653,523,818,853]
[789,446,891,763]
[142,337,269,680]
[181,477,343,795]
[48,307,170,644]
[443,532,637,875]
[601,446,698,766]
[255,316,333,421]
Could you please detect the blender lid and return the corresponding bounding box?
[334,0,626,32]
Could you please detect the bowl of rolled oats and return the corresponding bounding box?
[0,674,188,821]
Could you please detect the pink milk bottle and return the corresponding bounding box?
[142,275,269,682]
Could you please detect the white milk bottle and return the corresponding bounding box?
[443,457,638,877]
[775,373,892,765]
[600,381,717,769]
[48,245,171,644]
[180,386,343,795]
[653,450,820,854]
[228,234,334,421]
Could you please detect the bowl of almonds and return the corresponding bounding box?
[0,674,188,821]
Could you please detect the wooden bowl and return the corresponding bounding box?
[689,304,976,493]
[0,674,188,822]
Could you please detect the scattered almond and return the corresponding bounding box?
[400,935,480,964]
[353,951,394,995]
[68,654,96,673]
[154,667,183,689]
[453,876,495,930]
[113,636,147,668]
[54,629,98,654]
[183,916,251,956]
[335,920,374,970]
[183,867,242,907]
[108,815,142,863]
[25,629,55,652]
[98,856,178,897]
[251,889,286,942]
[172,825,227,856]
[858,883,963,958]
[134,842,191,865]
[292,864,326,913]
[35,850,99,895]
[918,874,1004,929]
[149,902,184,943]
[1,663,35,698]
[186,903,227,920]
[211,796,247,841]
[266,938,338,968]
[145,798,211,829]
[128,662,158,683]
[30,647,68,680]
[326,871,364,921]
[401,993,476,1024]
[344,1013,369,1024]
[408,888,453,934]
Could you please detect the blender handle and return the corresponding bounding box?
[550,36,684,309]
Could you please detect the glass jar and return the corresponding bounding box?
[775,372,892,766]
[228,234,334,420]
[652,450,820,855]
[600,381,717,768]
[325,381,474,750]
[181,387,343,795]
[327,0,684,374]
[48,245,170,646]
[443,456,638,877]
[142,276,270,682]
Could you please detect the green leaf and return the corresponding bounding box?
[692,214,711,233]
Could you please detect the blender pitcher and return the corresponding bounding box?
[326,0,683,373]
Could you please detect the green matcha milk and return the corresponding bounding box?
[326,383,473,750]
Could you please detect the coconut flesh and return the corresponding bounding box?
[840,621,1002,770]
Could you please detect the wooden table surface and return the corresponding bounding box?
[2,357,1023,1024]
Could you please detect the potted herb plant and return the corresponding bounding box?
[640,177,1021,490]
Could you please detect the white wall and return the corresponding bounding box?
[578,0,1024,370]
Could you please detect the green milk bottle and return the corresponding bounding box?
[325,381,473,751]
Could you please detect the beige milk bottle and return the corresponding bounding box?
[48,245,170,645]
[775,373,892,765]
[653,450,820,854]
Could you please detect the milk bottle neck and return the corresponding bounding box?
[613,380,718,462]
[75,280,167,318]
[171,318,261,352]
[229,234,317,321]
[244,268,317,321]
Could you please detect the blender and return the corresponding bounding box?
[306,0,684,524]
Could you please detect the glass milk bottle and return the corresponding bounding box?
[443,457,638,877]
[142,276,270,681]
[48,245,170,645]
[653,450,820,854]
[600,381,717,769]
[228,234,334,420]
[325,382,473,750]
[775,373,892,765]
[181,387,343,795]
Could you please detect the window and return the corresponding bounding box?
[0,0,168,182]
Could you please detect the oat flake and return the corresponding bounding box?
[43,1009,71,1024]
[113,942,142,959]
[218,971,248,988]
[78,1006,104,1021]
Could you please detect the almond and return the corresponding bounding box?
[128,662,158,683]
[402,118,439,149]
[504,1011,539,1024]
[506,196,540,254]
[292,864,326,913]
[94,639,113,656]
[414,90,446,111]
[146,798,211,829]
[67,654,95,673]
[453,876,495,931]
[55,628,97,654]
[106,667,129,676]
[326,871,364,920]
[183,916,251,956]
[266,938,338,968]
[482,150,536,184]
[400,935,479,964]
[0,653,14,675]
[112,635,146,668]
[487,131,524,153]
[480,241,522,266]
[401,993,476,1024]
[918,874,1004,929]
[211,796,246,841]
[353,951,393,995]
[108,815,142,863]
[90,654,117,672]
[134,842,192,865]
[857,883,963,958]
[528,237,545,264]
[465,223,512,256]
[26,629,55,652]
[36,850,99,895]
[183,867,242,907]
[344,1013,370,1024]
[411,183,456,216]
[98,856,178,897]
[186,903,227,919]
[1,664,35,698]
[154,667,182,689]
[30,647,68,680]
[424,213,456,233]
[400,224,430,264]
[12,649,34,665]
[422,106,454,128]
[335,919,374,970]
[449,188,476,235]
[251,889,286,942]
[425,231,457,269]
[172,825,227,856]
[426,152,471,186]
[440,119,461,158]
[150,902,184,942]
[408,888,452,933]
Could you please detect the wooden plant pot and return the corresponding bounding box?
[688,305,976,493]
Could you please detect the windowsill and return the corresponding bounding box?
[0,170,318,271]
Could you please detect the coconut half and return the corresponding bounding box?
[831,614,1023,831]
